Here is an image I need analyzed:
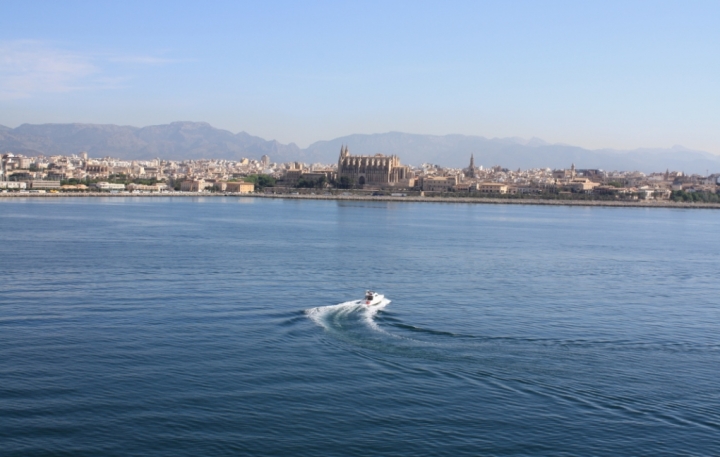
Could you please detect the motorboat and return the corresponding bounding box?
[363,290,384,306]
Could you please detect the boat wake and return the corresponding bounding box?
[305,298,399,348]
[302,298,720,433]
[306,298,390,332]
[305,298,476,363]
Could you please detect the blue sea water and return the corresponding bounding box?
[1,197,719,456]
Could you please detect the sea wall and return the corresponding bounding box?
[2,191,720,209]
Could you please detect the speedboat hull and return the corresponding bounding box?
[363,294,384,306]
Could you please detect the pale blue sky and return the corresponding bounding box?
[1,1,718,151]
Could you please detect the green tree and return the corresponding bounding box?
[296,175,327,188]
[335,176,352,189]
[244,174,276,189]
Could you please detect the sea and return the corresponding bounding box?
[1,197,719,456]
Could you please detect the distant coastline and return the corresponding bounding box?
[2,192,720,209]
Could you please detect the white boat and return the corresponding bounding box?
[363,290,384,306]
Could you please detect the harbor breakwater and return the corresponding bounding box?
[1,191,720,209]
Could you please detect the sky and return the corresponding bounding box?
[1,0,719,152]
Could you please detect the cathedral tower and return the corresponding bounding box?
[464,154,476,178]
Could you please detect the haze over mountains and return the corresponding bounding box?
[1,121,719,175]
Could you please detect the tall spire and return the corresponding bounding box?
[465,154,476,179]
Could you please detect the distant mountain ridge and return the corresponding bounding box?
[306,132,720,174]
[1,121,719,174]
[0,122,305,163]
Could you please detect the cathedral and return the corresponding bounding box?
[464,154,476,178]
[337,146,409,186]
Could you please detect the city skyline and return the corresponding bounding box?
[1,1,719,154]
[4,143,717,201]
[4,120,720,175]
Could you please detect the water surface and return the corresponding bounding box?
[1,198,719,456]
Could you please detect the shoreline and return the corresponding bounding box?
[1,191,720,209]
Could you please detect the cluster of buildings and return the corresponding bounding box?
[410,158,718,199]
[276,147,719,200]
[2,148,718,200]
[0,152,268,193]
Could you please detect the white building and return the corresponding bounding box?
[93,182,126,191]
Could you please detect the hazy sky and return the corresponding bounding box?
[1,1,718,151]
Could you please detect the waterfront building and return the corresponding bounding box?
[180,179,207,192]
[421,176,459,192]
[565,178,600,193]
[0,181,27,189]
[92,182,125,191]
[225,181,254,193]
[28,180,61,189]
[61,184,88,191]
[337,146,409,186]
[283,163,305,186]
[127,183,167,192]
[211,181,254,192]
[453,182,478,192]
[477,183,508,194]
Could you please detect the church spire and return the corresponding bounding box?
[465,154,476,179]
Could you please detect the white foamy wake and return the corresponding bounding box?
[306,298,391,334]
[362,298,391,332]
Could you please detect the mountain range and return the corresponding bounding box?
[1,121,719,174]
